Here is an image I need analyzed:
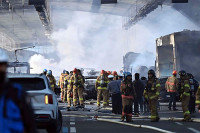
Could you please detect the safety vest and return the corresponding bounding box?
[120,80,134,99]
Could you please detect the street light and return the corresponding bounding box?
[14,46,35,62]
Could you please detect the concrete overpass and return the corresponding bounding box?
[0,0,199,51]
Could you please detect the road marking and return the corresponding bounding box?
[188,128,200,133]
[63,127,68,133]
[175,122,183,125]
[98,118,175,133]
[70,117,75,122]
[70,122,75,125]
[70,127,76,133]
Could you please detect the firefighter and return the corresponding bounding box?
[58,70,68,101]
[112,71,119,80]
[120,72,136,122]
[62,70,69,102]
[47,70,56,92]
[195,85,200,112]
[64,71,73,108]
[70,68,84,107]
[144,69,161,122]
[106,71,111,106]
[78,69,85,85]
[165,70,179,111]
[178,70,191,121]
[187,73,198,114]
[95,70,110,107]
[77,69,85,106]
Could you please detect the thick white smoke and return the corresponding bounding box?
[30,12,125,76]
[29,5,199,76]
[129,6,199,75]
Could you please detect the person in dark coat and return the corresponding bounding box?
[133,73,145,115]
[187,73,199,114]
[141,77,149,113]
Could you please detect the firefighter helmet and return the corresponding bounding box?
[43,69,47,73]
[73,68,77,74]
[107,71,111,75]
[63,70,66,74]
[187,73,193,79]
[172,70,177,75]
[123,72,132,78]
[148,69,155,76]
[179,70,186,76]
[101,70,105,74]
[47,70,52,76]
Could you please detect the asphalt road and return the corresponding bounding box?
[39,102,200,133]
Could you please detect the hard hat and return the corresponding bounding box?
[101,70,105,74]
[179,70,186,76]
[47,70,52,76]
[148,69,155,76]
[63,70,66,74]
[112,71,117,75]
[172,70,177,75]
[107,71,111,75]
[43,69,47,73]
[0,49,8,63]
[126,72,132,76]
[123,72,132,77]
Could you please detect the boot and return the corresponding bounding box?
[151,119,158,122]
[126,116,133,122]
[67,107,71,111]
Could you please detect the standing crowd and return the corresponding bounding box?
[44,67,200,123]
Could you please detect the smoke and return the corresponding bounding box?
[129,5,200,75]
[29,5,199,76]
[30,12,125,76]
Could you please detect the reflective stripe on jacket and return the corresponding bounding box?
[165,76,178,93]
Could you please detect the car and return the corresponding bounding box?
[84,76,97,100]
[8,73,62,133]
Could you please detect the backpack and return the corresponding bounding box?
[0,83,24,133]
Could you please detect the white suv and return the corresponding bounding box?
[8,73,62,133]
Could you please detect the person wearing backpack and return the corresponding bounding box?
[0,50,37,133]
